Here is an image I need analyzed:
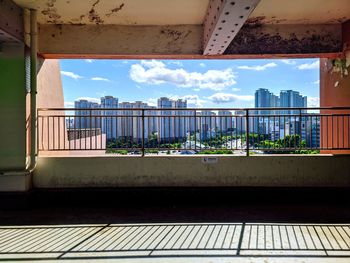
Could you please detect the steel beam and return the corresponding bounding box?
[0,0,23,43]
[203,0,260,55]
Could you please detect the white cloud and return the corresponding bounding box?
[122,60,129,64]
[312,80,320,85]
[168,61,183,67]
[75,97,100,103]
[237,62,277,71]
[280,59,297,65]
[297,60,320,70]
[232,87,241,92]
[91,77,110,82]
[64,101,74,107]
[61,71,83,80]
[85,59,94,63]
[208,93,254,104]
[199,63,206,67]
[181,95,206,107]
[146,98,157,107]
[307,97,320,107]
[129,60,237,91]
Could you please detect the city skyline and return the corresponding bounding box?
[72,90,319,148]
[61,59,320,109]
[74,87,309,110]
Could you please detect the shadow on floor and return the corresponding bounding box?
[1,187,350,226]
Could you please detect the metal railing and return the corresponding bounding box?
[37,107,350,156]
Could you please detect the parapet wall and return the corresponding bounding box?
[34,155,350,188]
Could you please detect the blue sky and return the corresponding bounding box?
[60,58,320,108]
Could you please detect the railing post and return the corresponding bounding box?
[141,109,145,157]
[299,109,302,150]
[194,110,197,151]
[246,109,249,156]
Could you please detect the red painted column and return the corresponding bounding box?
[320,21,350,154]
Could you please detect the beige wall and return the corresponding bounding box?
[34,155,350,188]
[37,59,65,108]
[33,59,69,155]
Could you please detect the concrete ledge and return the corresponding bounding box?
[0,171,31,192]
[34,155,350,188]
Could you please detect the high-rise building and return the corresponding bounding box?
[280,90,307,114]
[74,100,100,129]
[218,110,233,133]
[101,96,118,139]
[254,88,275,133]
[158,97,187,142]
[253,88,310,141]
[118,102,133,139]
[200,111,216,140]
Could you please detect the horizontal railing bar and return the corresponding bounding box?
[37,114,350,118]
[37,107,350,111]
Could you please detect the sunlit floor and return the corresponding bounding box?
[1,223,350,261]
[2,188,350,262]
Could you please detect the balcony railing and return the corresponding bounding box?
[37,107,350,156]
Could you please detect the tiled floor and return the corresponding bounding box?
[1,223,350,260]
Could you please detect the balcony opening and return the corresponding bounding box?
[36,58,348,156]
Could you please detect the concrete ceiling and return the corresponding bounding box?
[13,0,209,25]
[13,0,350,25]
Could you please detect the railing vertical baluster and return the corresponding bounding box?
[68,116,71,150]
[141,109,145,157]
[89,109,92,150]
[194,110,197,152]
[36,110,39,154]
[53,116,55,150]
[246,109,249,156]
[63,115,65,150]
[47,116,49,150]
[299,109,302,150]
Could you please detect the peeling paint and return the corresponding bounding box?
[42,0,62,24]
[225,24,342,55]
[88,0,104,24]
[106,3,125,17]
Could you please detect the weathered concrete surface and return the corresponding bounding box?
[0,0,23,43]
[14,0,208,25]
[225,24,342,55]
[34,155,350,188]
[38,24,203,56]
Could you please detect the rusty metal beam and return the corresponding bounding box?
[0,0,23,43]
[203,0,261,55]
[38,24,202,56]
[225,23,342,55]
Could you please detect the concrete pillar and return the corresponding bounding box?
[319,21,350,154]
[0,43,31,191]
[0,43,27,171]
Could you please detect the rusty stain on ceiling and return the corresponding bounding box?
[13,0,350,26]
[88,0,103,24]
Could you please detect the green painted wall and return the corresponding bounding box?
[0,43,26,171]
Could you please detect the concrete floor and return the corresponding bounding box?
[1,187,350,262]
